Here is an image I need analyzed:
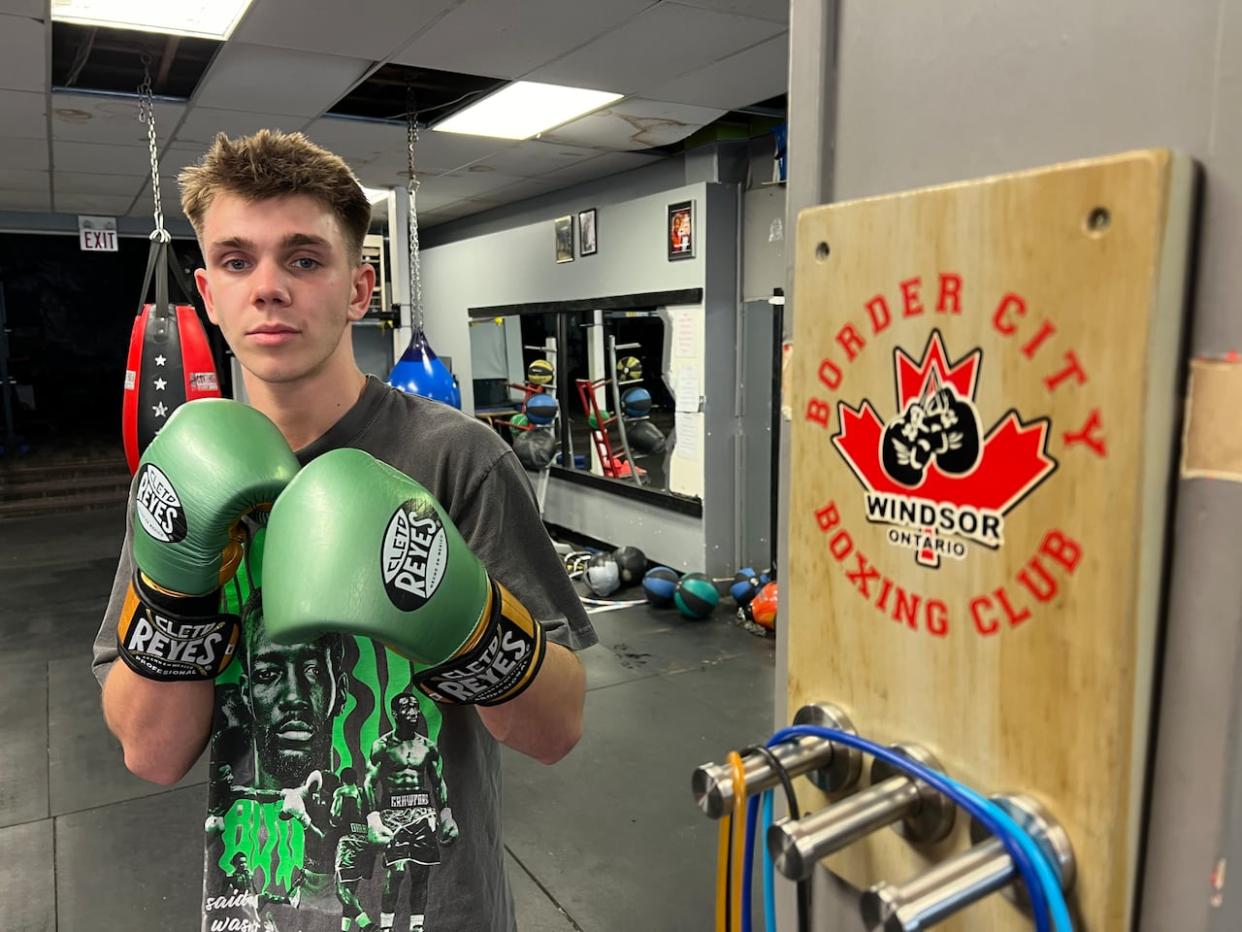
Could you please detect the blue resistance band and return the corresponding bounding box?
[768,725,1073,932]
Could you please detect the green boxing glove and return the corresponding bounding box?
[262,449,547,706]
[117,399,300,681]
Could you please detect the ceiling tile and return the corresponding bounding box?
[50,93,183,146]
[54,170,145,197]
[538,150,665,188]
[133,179,186,218]
[0,136,49,170]
[304,117,511,179]
[0,1,45,17]
[0,13,46,93]
[0,88,45,139]
[673,0,788,24]
[392,0,653,80]
[233,0,458,60]
[488,176,565,202]
[53,141,150,175]
[193,44,370,118]
[0,188,51,212]
[174,107,310,145]
[465,139,606,178]
[644,33,787,109]
[53,192,136,215]
[422,168,530,199]
[0,167,48,188]
[527,2,784,95]
[541,98,726,151]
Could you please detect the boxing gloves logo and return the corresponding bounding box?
[881,384,982,487]
[382,500,449,611]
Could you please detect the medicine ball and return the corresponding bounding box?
[622,387,652,418]
[514,428,557,471]
[674,573,719,620]
[627,419,666,455]
[612,545,647,586]
[750,581,778,630]
[618,356,643,382]
[527,358,555,386]
[526,393,558,425]
[730,569,764,606]
[588,409,612,430]
[510,412,529,430]
[585,552,621,597]
[642,566,679,606]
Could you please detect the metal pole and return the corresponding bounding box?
[609,335,643,486]
[0,284,16,454]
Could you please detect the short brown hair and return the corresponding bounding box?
[180,130,371,261]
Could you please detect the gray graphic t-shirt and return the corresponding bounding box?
[93,376,597,931]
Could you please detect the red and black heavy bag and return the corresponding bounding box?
[122,235,221,474]
[122,305,220,473]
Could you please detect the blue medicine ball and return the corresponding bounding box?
[526,393,558,425]
[622,387,652,418]
[730,570,763,606]
[642,566,679,607]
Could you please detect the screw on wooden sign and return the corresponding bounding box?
[78,215,118,252]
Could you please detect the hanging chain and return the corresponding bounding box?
[138,55,168,243]
[406,91,423,337]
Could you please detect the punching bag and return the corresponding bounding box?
[122,303,219,473]
[389,329,461,408]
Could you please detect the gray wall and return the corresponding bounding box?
[420,179,749,574]
[782,0,1242,928]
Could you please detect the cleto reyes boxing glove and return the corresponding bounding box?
[117,398,300,681]
[261,449,547,706]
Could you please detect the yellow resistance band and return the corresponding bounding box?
[728,751,747,932]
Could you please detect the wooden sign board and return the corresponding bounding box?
[788,150,1195,930]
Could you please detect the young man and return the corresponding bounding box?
[92,130,595,932]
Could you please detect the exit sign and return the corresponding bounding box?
[79,215,118,252]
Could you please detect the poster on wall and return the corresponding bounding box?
[578,208,597,256]
[667,200,694,260]
[554,215,575,263]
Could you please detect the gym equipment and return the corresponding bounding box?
[750,581,777,631]
[626,418,666,455]
[587,409,612,431]
[525,392,558,425]
[513,427,557,471]
[642,566,679,606]
[621,386,652,418]
[674,572,719,620]
[584,552,621,597]
[390,330,460,408]
[611,545,647,586]
[122,56,220,474]
[617,355,643,382]
[729,568,769,606]
[781,151,1193,929]
[527,358,554,385]
[694,705,1076,932]
[510,412,529,429]
[387,95,461,409]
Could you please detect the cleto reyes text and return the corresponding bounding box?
[433,628,530,701]
[127,614,226,666]
[135,466,182,537]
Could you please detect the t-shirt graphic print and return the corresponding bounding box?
[203,527,454,932]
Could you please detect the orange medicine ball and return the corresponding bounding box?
[751,581,778,630]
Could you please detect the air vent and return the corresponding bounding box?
[327,63,506,124]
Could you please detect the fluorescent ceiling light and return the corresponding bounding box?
[361,186,390,205]
[434,81,623,141]
[51,0,254,40]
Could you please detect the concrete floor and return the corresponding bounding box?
[0,506,776,931]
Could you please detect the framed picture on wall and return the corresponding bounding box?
[667,200,694,260]
[578,208,598,256]
[554,215,575,263]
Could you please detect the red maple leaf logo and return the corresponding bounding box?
[832,330,1057,520]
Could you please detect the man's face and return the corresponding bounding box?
[194,192,372,387]
[393,694,420,734]
[246,632,336,789]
